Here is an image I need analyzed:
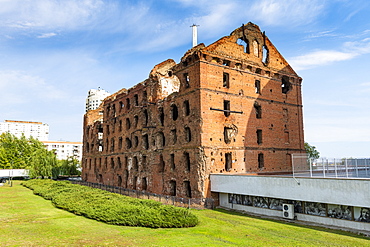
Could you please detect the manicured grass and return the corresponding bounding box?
[1,181,369,246]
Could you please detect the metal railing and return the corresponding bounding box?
[69,180,215,209]
[292,154,370,179]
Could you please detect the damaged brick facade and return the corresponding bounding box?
[81,22,305,199]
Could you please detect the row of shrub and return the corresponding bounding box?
[22,179,199,228]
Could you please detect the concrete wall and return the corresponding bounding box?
[211,174,370,207]
[219,193,370,232]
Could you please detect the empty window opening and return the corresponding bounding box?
[133,176,137,190]
[171,104,178,121]
[119,119,122,132]
[238,38,250,53]
[184,181,192,198]
[223,72,230,88]
[124,169,129,188]
[184,152,190,171]
[133,156,138,171]
[254,103,262,119]
[282,76,291,94]
[126,98,130,110]
[257,129,262,145]
[117,175,122,187]
[170,180,176,196]
[171,129,177,144]
[143,90,147,103]
[159,107,164,126]
[185,127,191,142]
[168,70,173,77]
[255,80,261,94]
[110,138,115,152]
[258,153,264,169]
[170,153,175,170]
[126,137,132,149]
[143,109,148,126]
[143,134,149,150]
[255,68,262,74]
[184,73,190,88]
[159,154,165,173]
[134,94,138,106]
[223,60,230,66]
[223,100,230,117]
[142,177,147,191]
[262,45,269,64]
[118,137,123,149]
[133,136,139,148]
[111,157,114,169]
[126,118,131,130]
[225,152,232,171]
[284,131,290,144]
[224,127,233,144]
[99,174,103,183]
[183,100,190,116]
[118,157,122,169]
[120,101,124,110]
[158,132,165,147]
[142,155,147,168]
[134,115,138,128]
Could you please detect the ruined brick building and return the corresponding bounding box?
[81,22,305,200]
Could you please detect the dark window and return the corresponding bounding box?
[143,134,149,150]
[159,107,164,126]
[171,104,178,121]
[118,157,122,169]
[126,118,131,130]
[126,138,132,149]
[258,153,264,168]
[119,119,122,132]
[134,115,138,128]
[223,72,229,88]
[170,153,175,170]
[223,100,230,117]
[158,132,165,147]
[184,73,190,88]
[110,138,115,152]
[124,169,129,188]
[111,157,114,169]
[134,94,138,106]
[282,76,291,94]
[255,80,261,94]
[133,136,139,148]
[170,180,176,196]
[184,152,190,171]
[126,98,130,110]
[133,176,137,190]
[255,68,262,74]
[133,156,138,171]
[171,129,177,144]
[143,91,147,102]
[118,137,122,149]
[159,154,165,173]
[254,103,262,119]
[225,153,232,171]
[142,156,147,167]
[223,60,230,66]
[257,129,262,145]
[143,109,148,126]
[183,100,190,116]
[185,127,191,142]
[184,181,192,198]
[117,175,122,186]
[142,177,147,191]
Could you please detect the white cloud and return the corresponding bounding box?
[37,32,57,38]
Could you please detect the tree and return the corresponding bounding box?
[305,142,320,160]
[0,133,58,178]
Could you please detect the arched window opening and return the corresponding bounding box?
[171,104,178,121]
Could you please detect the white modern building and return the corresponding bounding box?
[86,88,110,112]
[0,120,49,141]
[43,141,83,161]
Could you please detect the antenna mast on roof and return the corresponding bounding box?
[191,24,199,47]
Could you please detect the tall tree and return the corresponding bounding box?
[304,142,320,160]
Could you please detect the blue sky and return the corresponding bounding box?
[0,0,369,158]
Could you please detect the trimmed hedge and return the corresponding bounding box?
[22,179,198,228]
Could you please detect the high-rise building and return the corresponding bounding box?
[0,120,49,141]
[81,22,305,200]
[86,88,110,112]
[42,141,83,160]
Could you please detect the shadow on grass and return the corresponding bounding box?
[213,208,370,240]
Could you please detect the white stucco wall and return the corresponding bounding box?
[211,174,370,207]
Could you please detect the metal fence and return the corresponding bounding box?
[292,154,370,179]
[69,180,215,209]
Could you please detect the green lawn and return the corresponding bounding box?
[0,181,369,246]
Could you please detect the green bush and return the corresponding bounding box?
[22,179,198,228]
